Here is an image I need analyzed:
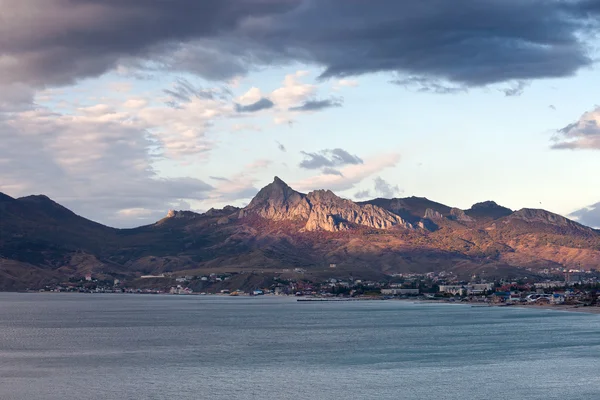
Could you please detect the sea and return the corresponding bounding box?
[0,293,599,400]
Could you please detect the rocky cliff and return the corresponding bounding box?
[240,177,413,232]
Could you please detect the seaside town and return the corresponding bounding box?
[33,265,600,310]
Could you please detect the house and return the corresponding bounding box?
[551,294,565,304]
[381,288,420,295]
[439,283,493,295]
[492,292,510,302]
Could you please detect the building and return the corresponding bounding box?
[381,288,420,295]
[438,283,493,295]
[535,281,564,289]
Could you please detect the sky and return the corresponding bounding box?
[2,0,600,228]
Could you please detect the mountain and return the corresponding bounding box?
[465,201,513,221]
[1,178,600,290]
[240,177,412,231]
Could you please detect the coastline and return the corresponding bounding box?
[8,291,600,315]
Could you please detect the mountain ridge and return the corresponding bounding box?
[1,177,599,290]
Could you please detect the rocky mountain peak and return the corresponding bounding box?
[466,200,512,220]
[240,177,311,221]
[307,189,347,205]
[241,179,414,232]
[18,194,57,205]
[166,210,199,219]
[16,194,79,220]
[248,177,303,205]
[272,176,287,186]
[509,208,588,230]
[471,200,500,209]
[0,192,15,203]
[449,208,474,222]
[424,208,444,220]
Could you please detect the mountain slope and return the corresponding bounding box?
[1,179,600,290]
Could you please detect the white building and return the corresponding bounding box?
[438,283,493,295]
[381,288,420,295]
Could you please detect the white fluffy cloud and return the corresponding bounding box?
[0,99,214,227]
[552,107,600,150]
[0,71,353,226]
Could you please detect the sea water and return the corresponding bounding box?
[0,293,599,399]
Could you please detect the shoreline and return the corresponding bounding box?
[6,291,600,315]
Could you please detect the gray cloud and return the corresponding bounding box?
[354,190,371,200]
[1,0,598,88]
[552,107,600,150]
[570,203,600,228]
[235,98,274,113]
[501,81,529,97]
[209,176,231,182]
[289,98,343,111]
[164,77,232,107]
[299,148,363,170]
[322,167,343,176]
[276,141,287,152]
[0,107,214,228]
[374,177,402,198]
[0,83,36,112]
[392,76,466,94]
[549,104,557,110]
[0,0,295,87]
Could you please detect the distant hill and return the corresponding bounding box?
[1,177,599,290]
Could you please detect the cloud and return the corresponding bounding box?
[163,77,231,108]
[336,79,359,88]
[549,104,557,110]
[500,81,529,97]
[234,97,274,112]
[373,176,402,198]
[276,141,287,152]
[0,0,296,87]
[206,159,273,204]
[570,203,600,228]
[354,189,371,199]
[0,106,214,227]
[293,152,401,193]
[299,148,363,170]
[1,0,598,89]
[289,98,343,112]
[270,71,316,108]
[236,87,263,104]
[353,177,402,200]
[322,167,343,176]
[551,107,600,150]
[0,83,36,112]
[231,124,262,132]
[392,76,466,94]
[210,176,231,182]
